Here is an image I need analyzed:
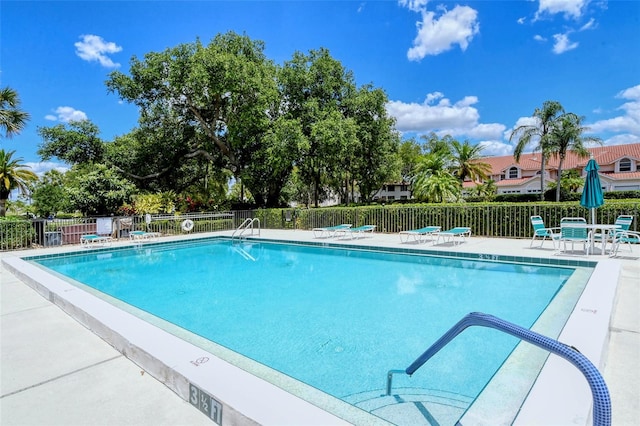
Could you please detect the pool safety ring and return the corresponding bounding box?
[181,219,194,232]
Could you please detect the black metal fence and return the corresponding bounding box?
[2,201,638,251]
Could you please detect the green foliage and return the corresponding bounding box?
[0,218,35,250]
[106,31,279,205]
[548,113,601,202]
[145,218,233,234]
[494,193,542,203]
[269,200,640,237]
[37,120,105,165]
[0,86,30,139]
[397,138,422,182]
[0,149,38,216]
[604,191,640,199]
[412,152,462,203]
[450,139,490,182]
[278,48,397,207]
[132,192,176,214]
[510,100,565,200]
[31,169,71,217]
[65,164,137,215]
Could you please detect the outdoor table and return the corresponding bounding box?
[586,224,621,255]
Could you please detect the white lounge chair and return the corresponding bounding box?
[80,234,112,248]
[434,227,472,246]
[129,230,161,242]
[399,226,441,244]
[312,224,352,238]
[336,225,376,239]
[530,215,561,249]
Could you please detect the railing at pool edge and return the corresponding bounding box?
[231,218,261,242]
[385,312,611,426]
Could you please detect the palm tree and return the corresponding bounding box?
[510,101,564,200]
[548,113,602,202]
[0,87,30,138]
[450,140,491,182]
[412,152,461,203]
[0,149,38,216]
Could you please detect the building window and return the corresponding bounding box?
[387,185,395,192]
[508,167,519,179]
[400,185,408,191]
[619,158,632,172]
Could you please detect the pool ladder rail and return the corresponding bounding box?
[231,218,260,242]
[386,312,611,426]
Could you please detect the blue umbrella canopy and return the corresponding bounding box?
[580,157,604,224]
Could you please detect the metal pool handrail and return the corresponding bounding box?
[386,312,611,426]
[231,218,261,241]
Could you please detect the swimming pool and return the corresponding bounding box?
[23,236,592,425]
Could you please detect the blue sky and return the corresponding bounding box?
[2,0,639,175]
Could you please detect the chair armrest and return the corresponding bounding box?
[616,230,640,242]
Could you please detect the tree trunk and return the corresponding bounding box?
[0,198,6,217]
[555,157,564,202]
[539,157,546,201]
[313,174,320,208]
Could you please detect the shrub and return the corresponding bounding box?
[0,219,36,250]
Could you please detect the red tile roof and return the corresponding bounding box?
[479,142,640,173]
[602,171,640,180]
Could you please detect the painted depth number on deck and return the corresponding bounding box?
[189,383,222,425]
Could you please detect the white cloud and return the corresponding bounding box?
[25,161,69,177]
[386,92,505,140]
[535,0,587,20]
[466,123,507,140]
[602,134,640,146]
[74,34,122,68]
[403,4,480,60]
[45,106,88,123]
[477,140,515,157]
[507,84,640,152]
[579,17,596,31]
[533,34,547,42]
[398,0,428,13]
[552,32,579,54]
[589,84,640,135]
[504,116,541,152]
[517,17,526,24]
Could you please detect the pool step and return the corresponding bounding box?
[343,388,473,425]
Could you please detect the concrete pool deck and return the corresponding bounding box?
[1,230,638,425]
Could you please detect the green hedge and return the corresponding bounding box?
[245,200,640,238]
[146,218,233,235]
[0,219,36,251]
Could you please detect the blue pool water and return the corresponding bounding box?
[33,238,577,414]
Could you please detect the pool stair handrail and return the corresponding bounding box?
[231,245,256,261]
[385,312,611,426]
[232,218,261,241]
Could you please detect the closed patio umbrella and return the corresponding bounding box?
[580,156,604,225]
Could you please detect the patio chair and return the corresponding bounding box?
[559,217,590,254]
[610,230,640,256]
[312,224,352,238]
[129,230,161,242]
[336,225,376,240]
[530,216,561,249]
[399,226,442,244]
[80,234,112,248]
[593,215,634,249]
[434,227,472,246]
